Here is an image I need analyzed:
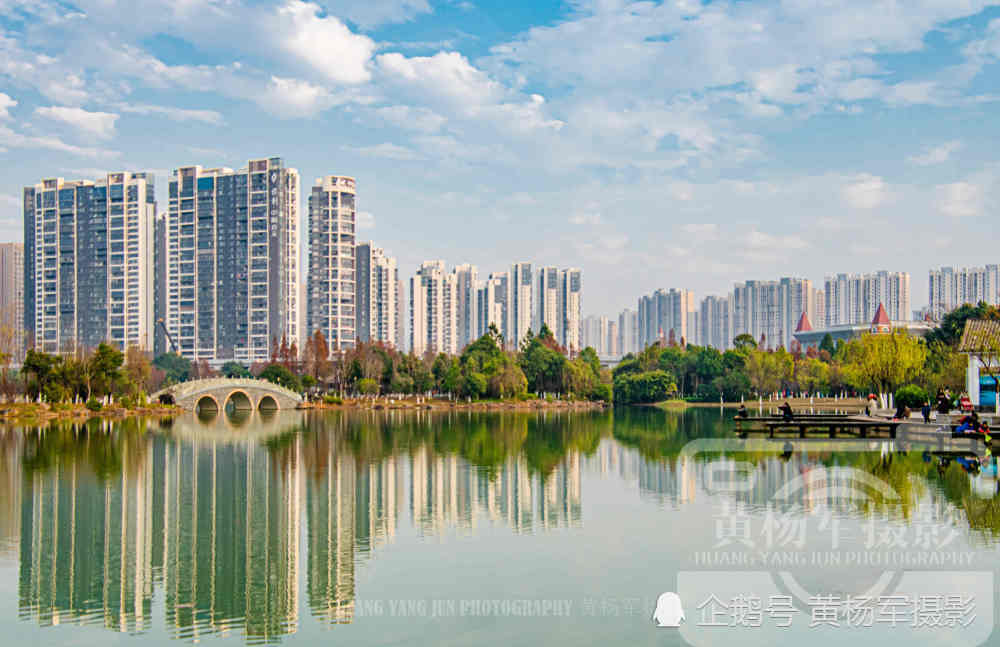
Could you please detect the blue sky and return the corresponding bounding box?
[1,0,999,316]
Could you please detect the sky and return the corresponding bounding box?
[1,0,999,318]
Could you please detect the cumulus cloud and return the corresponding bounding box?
[841,174,890,209]
[35,105,119,139]
[273,1,376,84]
[907,140,962,166]
[936,181,982,218]
[0,93,15,119]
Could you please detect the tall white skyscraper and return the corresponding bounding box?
[308,175,355,354]
[410,261,457,356]
[0,243,24,361]
[559,268,582,353]
[25,173,156,354]
[618,308,638,356]
[536,266,561,337]
[698,295,732,351]
[824,271,910,327]
[637,288,693,348]
[476,272,508,343]
[928,265,1000,319]
[355,242,399,348]
[582,315,609,355]
[452,264,479,349]
[507,262,533,350]
[732,278,813,350]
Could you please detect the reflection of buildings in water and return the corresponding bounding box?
[411,447,583,535]
[18,432,154,633]
[540,452,582,529]
[305,440,403,625]
[0,429,22,558]
[159,438,301,643]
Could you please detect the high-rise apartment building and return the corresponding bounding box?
[824,271,910,327]
[732,278,813,350]
[163,159,300,362]
[928,265,1000,319]
[698,295,732,351]
[410,261,457,356]
[559,268,582,352]
[507,262,533,350]
[618,308,638,356]
[356,242,399,348]
[452,264,478,350]
[582,315,610,355]
[25,173,156,354]
[637,288,694,348]
[307,175,355,354]
[0,243,24,360]
[476,272,508,343]
[536,266,560,337]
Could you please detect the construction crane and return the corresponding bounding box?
[157,318,178,353]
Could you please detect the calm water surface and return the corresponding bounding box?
[0,408,997,646]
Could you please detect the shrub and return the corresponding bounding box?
[119,395,135,409]
[43,382,67,404]
[895,385,929,409]
[85,397,102,412]
[323,394,343,405]
[589,383,613,403]
[358,378,379,395]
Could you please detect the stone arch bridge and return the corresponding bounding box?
[152,378,302,412]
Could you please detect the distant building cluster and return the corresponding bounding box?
[7,162,999,363]
[410,262,582,355]
[13,163,581,361]
[586,267,996,360]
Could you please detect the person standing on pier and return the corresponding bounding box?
[921,401,931,424]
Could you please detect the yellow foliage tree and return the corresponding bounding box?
[841,330,927,395]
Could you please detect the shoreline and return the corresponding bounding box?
[653,397,868,411]
[300,397,609,412]
[0,402,180,425]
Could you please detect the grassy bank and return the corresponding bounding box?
[302,396,608,412]
[0,401,179,425]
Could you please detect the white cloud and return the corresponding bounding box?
[114,103,224,125]
[936,181,982,218]
[842,174,890,209]
[0,124,118,158]
[907,140,962,166]
[0,93,15,119]
[572,233,629,265]
[256,76,342,117]
[273,0,376,84]
[348,142,425,160]
[35,105,118,139]
[375,105,446,132]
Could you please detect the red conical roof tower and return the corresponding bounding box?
[870,303,892,334]
[795,312,813,333]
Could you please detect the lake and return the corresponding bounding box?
[0,407,997,646]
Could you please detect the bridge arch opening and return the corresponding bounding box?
[258,395,278,411]
[195,395,219,418]
[225,390,253,412]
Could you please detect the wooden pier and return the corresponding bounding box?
[733,413,993,448]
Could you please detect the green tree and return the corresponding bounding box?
[259,363,302,392]
[819,333,836,358]
[221,361,252,378]
[733,334,758,353]
[89,343,124,399]
[153,352,191,385]
[925,302,1000,347]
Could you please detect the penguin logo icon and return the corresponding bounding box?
[652,592,685,628]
